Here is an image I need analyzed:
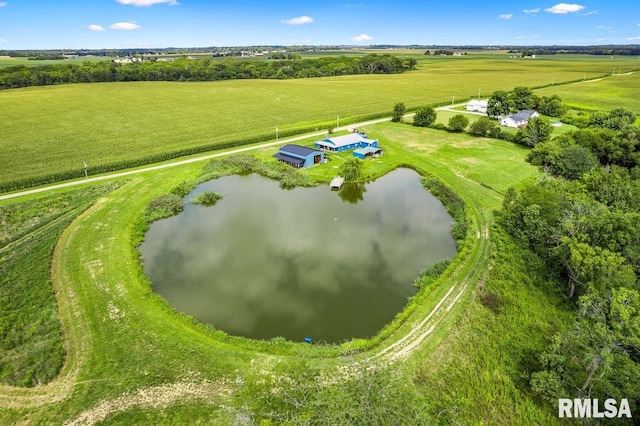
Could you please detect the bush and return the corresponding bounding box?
[391,102,406,122]
[414,258,452,289]
[469,116,498,137]
[146,193,184,221]
[413,106,437,127]
[448,114,469,132]
[190,191,222,206]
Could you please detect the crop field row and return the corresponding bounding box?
[0,55,635,192]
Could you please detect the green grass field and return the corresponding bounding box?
[0,54,634,192]
[0,53,637,424]
[0,121,563,424]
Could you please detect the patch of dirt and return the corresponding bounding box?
[64,379,238,426]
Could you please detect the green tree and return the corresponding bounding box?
[448,114,469,132]
[510,86,537,111]
[554,145,599,180]
[605,108,637,131]
[469,116,497,136]
[391,102,406,122]
[487,90,512,118]
[538,95,567,117]
[412,106,437,127]
[339,157,363,182]
[518,116,554,147]
[532,289,640,402]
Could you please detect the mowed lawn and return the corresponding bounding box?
[0,54,632,190]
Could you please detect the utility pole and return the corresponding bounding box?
[83,161,88,180]
[451,95,455,106]
[276,126,279,142]
[337,115,340,130]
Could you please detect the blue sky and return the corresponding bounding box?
[0,1,639,49]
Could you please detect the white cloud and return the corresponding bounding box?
[0,37,7,44]
[628,36,640,41]
[516,35,527,40]
[110,21,140,30]
[352,33,373,42]
[88,24,105,31]
[499,14,513,20]
[0,2,7,7]
[582,9,598,16]
[282,16,313,25]
[545,3,585,14]
[523,8,540,13]
[116,0,179,6]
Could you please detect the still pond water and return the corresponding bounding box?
[140,168,457,343]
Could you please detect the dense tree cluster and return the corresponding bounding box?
[0,54,412,90]
[498,106,640,410]
[487,87,566,118]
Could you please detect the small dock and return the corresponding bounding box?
[330,176,345,191]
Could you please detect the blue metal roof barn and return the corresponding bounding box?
[273,144,324,168]
[314,133,378,152]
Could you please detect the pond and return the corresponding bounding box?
[139,168,457,343]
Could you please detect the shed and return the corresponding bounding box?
[274,144,324,168]
[353,146,383,159]
[314,133,378,152]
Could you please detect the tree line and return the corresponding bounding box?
[391,90,640,411]
[0,54,415,90]
[495,101,640,410]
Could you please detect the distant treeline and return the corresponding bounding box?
[0,54,415,90]
[510,46,640,56]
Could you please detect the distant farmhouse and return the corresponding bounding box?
[314,133,378,152]
[500,110,540,128]
[273,144,324,168]
[466,99,488,114]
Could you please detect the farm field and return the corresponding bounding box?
[535,69,640,113]
[1,51,639,424]
[0,54,635,192]
[1,121,564,424]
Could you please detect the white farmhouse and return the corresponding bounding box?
[466,100,488,113]
[500,110,540,128]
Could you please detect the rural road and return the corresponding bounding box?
[0,104,473,201]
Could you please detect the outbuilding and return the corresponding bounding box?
[353,146,383,159]
[274,144,324,168]
[466,100,488,113]
[314,133,378,152]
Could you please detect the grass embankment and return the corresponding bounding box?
[1,55,632,192]
[0,121,569,424]
[0,182,124,387]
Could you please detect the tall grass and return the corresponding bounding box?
[0,181,124,386]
